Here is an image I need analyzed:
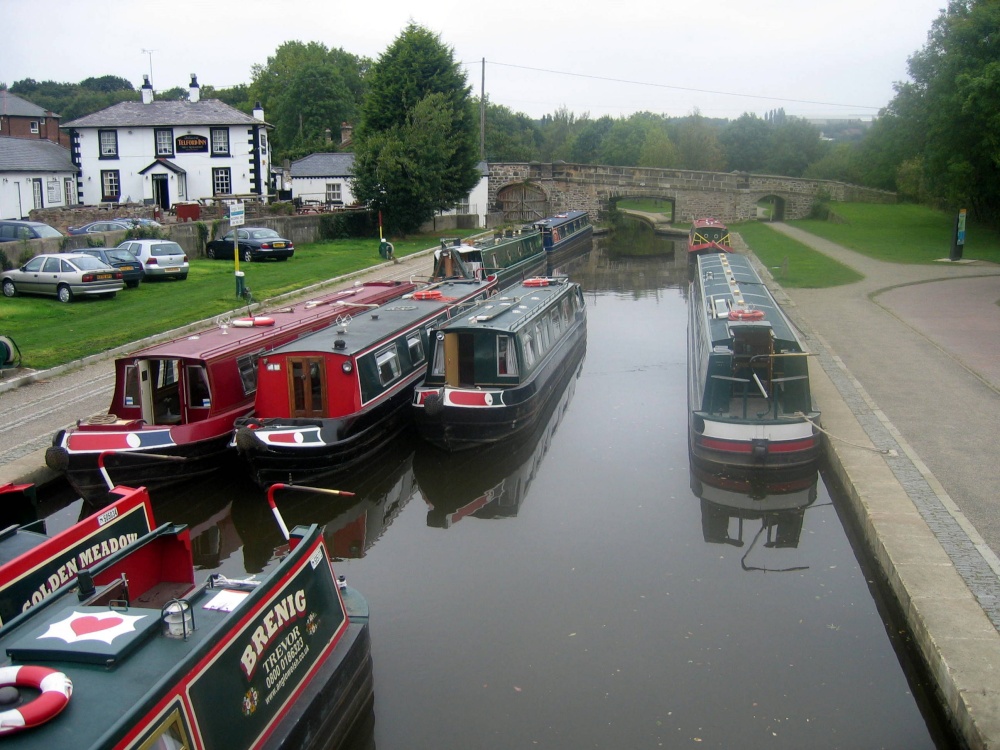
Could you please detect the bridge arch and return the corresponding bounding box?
[608,193,676,222]
[754,194,787,222]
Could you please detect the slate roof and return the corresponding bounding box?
[0,136,77,173]
[62,99,267,129]
[291,152,356,178]
[0,91,57,118]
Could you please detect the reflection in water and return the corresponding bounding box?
[231,434,419,571]
[690,462,821,572]
[552,233,686,295]
[416,346,584,529]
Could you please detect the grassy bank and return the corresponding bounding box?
[0,231,479,370]
[735,221,863,288]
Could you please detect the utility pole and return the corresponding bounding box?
[480,58,486,161]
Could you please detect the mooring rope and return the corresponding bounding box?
[795,412,896,456]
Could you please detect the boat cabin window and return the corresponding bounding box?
[123,364,140,407]
[376,347,402,386]
[497,335,518,376]
[522,331,536,369]
[236,353,259,395]
[134,705,192,749]
[148,359,180,424]
[406,332,425,365]
[185,365,211,409]
[431,335,446,377]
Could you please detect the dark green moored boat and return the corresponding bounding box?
[412,277,587,451]
[430,228,545,289]
[688,253,820,470]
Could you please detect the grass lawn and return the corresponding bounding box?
[734,221,864,288]
[616,198,674,218]
[0,230,481,370]
[789,203,1000,265]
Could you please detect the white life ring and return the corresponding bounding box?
[0,665,73,735]
[231,316,275,328]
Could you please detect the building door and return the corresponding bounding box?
[31,179,43,209]
[152,174,170,210]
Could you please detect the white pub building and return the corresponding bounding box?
[62,75,272,210]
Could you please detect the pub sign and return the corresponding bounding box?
[176,134,209,153]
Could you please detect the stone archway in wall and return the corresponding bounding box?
[496,183,549,223]
[755,195,786,222]
[608,194,676,222]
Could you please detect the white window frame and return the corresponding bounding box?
[155,128,174,157]
[30,120,39,134]
[212,167,232,196]
[211,127,230,155]
[375,347,401,386]
[101,170,121,202]
[325,183,342,203]
[99,130,119,157]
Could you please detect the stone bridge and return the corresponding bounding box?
[488,162,895,224]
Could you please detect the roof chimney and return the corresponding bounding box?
[188,74,200,103]
[253,101,264,121]
[141,75,154,105]
[340,122,353,146]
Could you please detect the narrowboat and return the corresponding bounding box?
[533,210,593,259]
[233,278,497,487]
[45,281,415,502]
[687,217,732,256]
[412,276,587,451]
[688,253,820,469]
[0,519,371,749]
[429,228,545,288]
[0,486,155,629]
[415,345,582,528]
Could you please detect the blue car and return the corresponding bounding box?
[66,220,133,236]
[76,247,145,288]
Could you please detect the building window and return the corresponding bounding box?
[212,168,232,196]
[210,127,230,156]
[325,183,342,204]
[260,131,268,155]
[101,170,121,202]
[155,128,174,157]
[30,120,39,134]
[46,178,60,204]
[99,130,119,158]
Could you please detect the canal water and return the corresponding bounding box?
[39,226,955,748]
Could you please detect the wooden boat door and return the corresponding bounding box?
[288,357,327,417]
[442,333,476,387]
[136,359,182,425]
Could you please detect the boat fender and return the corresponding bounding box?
[234,427,262,453]
[232,317,276,327]
[423,391,444,417]
[523,278,550,287]
[728,309,765,322]
[0,666,72,735]
[44,446,70,472]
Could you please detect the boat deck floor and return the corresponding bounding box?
[714,396,795,420]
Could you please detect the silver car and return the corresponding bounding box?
[1,253,125,302]
[116,240,189,280]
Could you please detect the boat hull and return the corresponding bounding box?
[688,412,822,470]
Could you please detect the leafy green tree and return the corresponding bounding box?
[482,99,542,161]
[675,113,726,171]
[720,113,770,172]
[352,24,480,235]
[568,115,614,164]
[764,118,825,177]
[80,76,133,93]
[638,128,679,168]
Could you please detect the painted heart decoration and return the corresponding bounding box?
[70,615,124,636]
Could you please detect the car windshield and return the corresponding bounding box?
[71,256,114,271]
[150,242,183,257]
[32,225,63,238]
[107,250,138,263]
[249,230,280,239]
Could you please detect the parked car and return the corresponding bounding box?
[114,217,163,228]
[76,247,145,288]
[66,220,134,236]
[1,253,124,302]
[0,220,65,242]
[116,239,188,280]
[206,227,294,262]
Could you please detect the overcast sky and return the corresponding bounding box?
[2,0,945,121]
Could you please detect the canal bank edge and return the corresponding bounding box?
[753,255,1000,750]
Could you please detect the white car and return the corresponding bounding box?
[116,239,189,280]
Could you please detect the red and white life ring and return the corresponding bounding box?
[232,316,275,327]
[728,308,765,322]
[523,278,551,287]
[0,665,73,735]
[413,289,443,300]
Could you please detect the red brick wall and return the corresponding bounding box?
[0,115,69,147]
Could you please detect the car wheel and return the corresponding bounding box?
[126,280,140,289]
[207,247,217,260]
[1,279,15,298]
[179,275,188,281]
[57,285,74,303]
[277,256,289,262]
[242,249,254,263]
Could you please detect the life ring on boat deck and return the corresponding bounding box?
[413,289,443,300]
[728,308,765,322]
[0,666,73,735]
[231,316,275,327]
[523,277,550,287]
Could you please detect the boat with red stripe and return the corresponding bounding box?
[45,281,415,502]
[687,217,733,257]
[688,252,820,469]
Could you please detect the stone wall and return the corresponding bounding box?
[488,162,896,224]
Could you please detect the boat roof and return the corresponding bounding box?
[268,279,494,357]
[120,282,413,364]
[437,228,539,256]
[696,253,803,347]
[434,278,576,335]
[692,217,727,230]
[533,210,589,229]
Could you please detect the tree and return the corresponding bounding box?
[482,99,542,161]
[675,113,726,171]
[720,113,770,172]
[764,118,825,177]
[352,24,480,235]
